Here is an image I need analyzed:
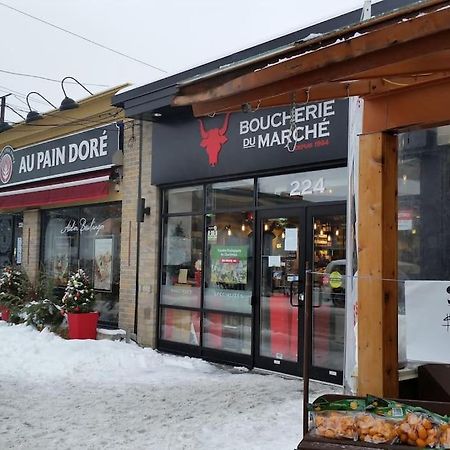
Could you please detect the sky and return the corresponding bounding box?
[1,0,382,122]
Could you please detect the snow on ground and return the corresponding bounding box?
[0,322,341,450]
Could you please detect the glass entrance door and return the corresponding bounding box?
[255,205,346,383]
[256,210,305,375]
[309,206,346,383]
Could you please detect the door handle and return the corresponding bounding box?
[289,281,303,307]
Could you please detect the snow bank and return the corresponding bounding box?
[0,322,341,449]
[0,322,218,385]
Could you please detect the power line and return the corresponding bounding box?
[0,68,109,88]
[0,1,167,74]
[0,84,48,106]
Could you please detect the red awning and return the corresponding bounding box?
[0,172,111,210]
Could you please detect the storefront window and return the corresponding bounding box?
[203,313,252,355]
[0,214,23,268]
[206,179,254,211]
[42,208,79,286]
[204,212,253,314]
[161,215,203,308]
[41,203,121,326]
[160,308,200,346]
[398,125,450,366]
[164,185,203,214]
[258,167,347,206]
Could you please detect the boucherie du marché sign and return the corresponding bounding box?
[0,122,122,188]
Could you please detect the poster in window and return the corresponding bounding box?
[166,217,192,266]
[53,236,71,286]
[210,245,248,285]
[94,237,114,291]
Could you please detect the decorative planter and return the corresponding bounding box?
[0,306,10,321]
[67,312,99,339]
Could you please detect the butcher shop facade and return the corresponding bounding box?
[130,95,352,383]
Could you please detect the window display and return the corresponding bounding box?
[161,216,203,308]
[41,203,121,326]
[0,214,23,268]
[398,125,450,365]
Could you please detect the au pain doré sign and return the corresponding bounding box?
[0,122,122,188]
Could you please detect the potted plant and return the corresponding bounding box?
[23,269,64,332]
[61,269,98,339]
[0,266,28,322]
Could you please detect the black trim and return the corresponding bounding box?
[158,159,347,191]
[201,347,253,369]
[158,339,202,358]
[160,304,200,313]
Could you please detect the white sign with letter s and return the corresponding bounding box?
[405,280,450,363]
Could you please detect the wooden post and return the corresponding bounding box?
[357,132,398,398]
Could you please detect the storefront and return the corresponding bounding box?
[112,0,420,383]
[152,100,350,382]
[164,0,450,398]
[0,87,129,328]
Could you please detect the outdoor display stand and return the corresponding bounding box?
[297,270,450,450]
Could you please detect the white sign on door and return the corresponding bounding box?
[284,228,298,251]
[405,280,450,363]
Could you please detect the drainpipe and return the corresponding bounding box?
[134,118,144,336]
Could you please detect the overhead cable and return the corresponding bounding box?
[0,1,167,73]
[0,68,109,87]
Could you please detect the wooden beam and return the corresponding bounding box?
[334,52,450,81]
[363,77,450,133]
[181,28,450,117]
[191,72,450,117]
[357,132,398,398]
[174,6,450,106]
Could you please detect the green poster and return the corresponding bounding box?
[211,245,248,284]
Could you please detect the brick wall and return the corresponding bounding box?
[119,120,159,347]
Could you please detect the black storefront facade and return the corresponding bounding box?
[113,0,420,383]
[152,100,350,383]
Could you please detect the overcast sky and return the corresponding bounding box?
[1,0,382,122]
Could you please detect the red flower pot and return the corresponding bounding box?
[67,312,99,339]
[0,306,10,321]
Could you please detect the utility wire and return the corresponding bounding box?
[0,1,167,74]
[0,68,109,87]
[0,84,48,106]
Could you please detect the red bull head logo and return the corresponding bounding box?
[198,113,230,166]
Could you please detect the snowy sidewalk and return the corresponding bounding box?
[0,323,339,450]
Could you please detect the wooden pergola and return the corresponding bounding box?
[172,0,450,397]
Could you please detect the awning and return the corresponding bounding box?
[0,172,111,210]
